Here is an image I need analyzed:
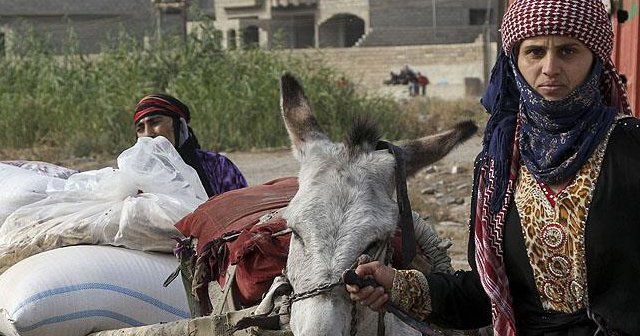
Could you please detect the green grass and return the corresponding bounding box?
[0,22,487,161]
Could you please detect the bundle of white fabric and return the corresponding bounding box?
[0,136,207,336]
[0,136,207,273]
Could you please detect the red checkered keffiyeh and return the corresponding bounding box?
[501,0,631,115]
[475,1,631,335]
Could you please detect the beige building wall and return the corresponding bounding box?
[212,0,369,49]
[317,0,368,48]
[285,38,498,100]
[318,0,368,24]
[213,0,271,49]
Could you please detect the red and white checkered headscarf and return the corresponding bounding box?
[475,1,631,335]
[501,0,631,115]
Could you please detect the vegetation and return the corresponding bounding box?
[0,23,487,162]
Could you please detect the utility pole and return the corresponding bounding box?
[432,0,437,37]
[482,0,494,88]
[181,0,188,42]
[153,0,163,43]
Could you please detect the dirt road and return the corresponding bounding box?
[224,148,300,186]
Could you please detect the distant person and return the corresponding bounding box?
[384,71,401,85]
[134,93,248,197]
[402,65,418,96]
[398,67,408,84]
[336,76,349,89]
[417,72,430,96]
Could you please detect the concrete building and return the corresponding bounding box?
[209,0,498,49]
[0,0,186,55]
[0,0,498,55]
[0,0,501,101]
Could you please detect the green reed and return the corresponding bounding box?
[0,23,484,158]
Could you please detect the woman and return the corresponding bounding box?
[134,93,248,197]
[347,0,639,334]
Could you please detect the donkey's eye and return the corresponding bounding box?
[362,241,378,256]
[290,229,304,245]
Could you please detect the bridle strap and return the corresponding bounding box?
[288,240,389,305]
[376,140,417,268]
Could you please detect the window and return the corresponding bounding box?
[0,33,4,58]
[469,8,494,26]
[242,25,259,48]
[227,29,237,50]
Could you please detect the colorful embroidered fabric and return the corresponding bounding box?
[390,269,432,321]
[514,131,610,312]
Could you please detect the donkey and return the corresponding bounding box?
[278,74,477,336]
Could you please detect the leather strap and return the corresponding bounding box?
[376,140,417,268]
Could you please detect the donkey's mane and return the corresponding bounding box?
[344,116,380,155]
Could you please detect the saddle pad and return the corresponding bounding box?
[175,176,299,255]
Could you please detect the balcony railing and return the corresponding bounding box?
[271,0,318,7]
[217,0,262,9]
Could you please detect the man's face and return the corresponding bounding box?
[135,114,176,146]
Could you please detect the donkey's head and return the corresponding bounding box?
[280,74,476,335]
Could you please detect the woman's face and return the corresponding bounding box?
[135,114,176,146]
[517,36,594,101]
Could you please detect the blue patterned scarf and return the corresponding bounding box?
[479,51,617,212]
[512,58,617,185]
[479,51,519,212]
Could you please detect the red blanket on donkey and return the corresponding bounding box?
[175,176,412,314]
[175,177,298,314]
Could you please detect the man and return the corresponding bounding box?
[134,93,248,197]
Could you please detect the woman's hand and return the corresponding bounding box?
[345,261,396,312]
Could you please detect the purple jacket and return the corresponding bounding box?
[195,149,248,196]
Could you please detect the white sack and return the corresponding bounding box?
[0,160,78,179]
[0,136,207,273]
[0,245,190,336]
[0,164,65,227]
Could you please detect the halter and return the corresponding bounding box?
[283,141,430,335]
[288,240,390,305]
[287,240,391,336]
[375,140,417,268]
[286,237,439,336]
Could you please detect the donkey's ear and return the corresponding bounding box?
[401,120,477,176]
[280,74,328,152]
